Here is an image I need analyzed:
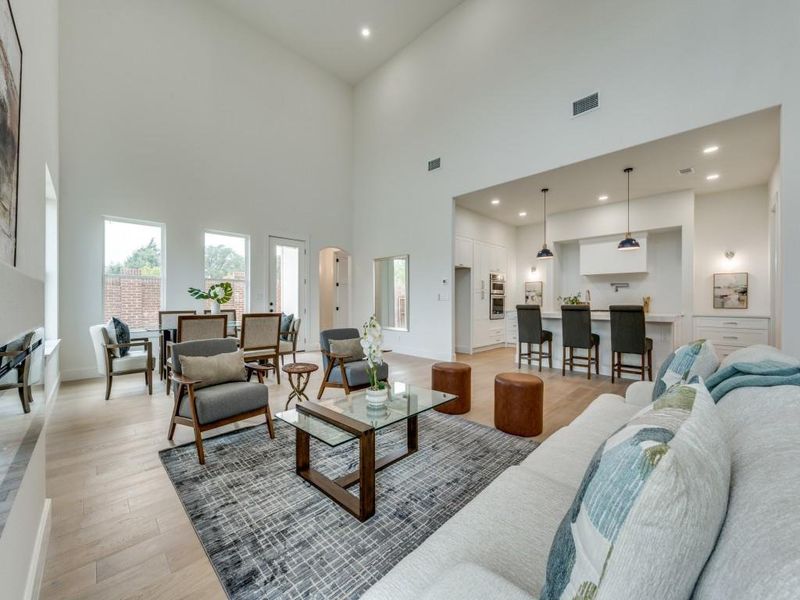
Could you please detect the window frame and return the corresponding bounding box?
[102,215,167,328]
[203,229,250,313]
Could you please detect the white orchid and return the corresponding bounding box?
[361,315,385,390]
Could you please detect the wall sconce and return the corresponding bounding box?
[530,266,537,273]
[724,250,735,260]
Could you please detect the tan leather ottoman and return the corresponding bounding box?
[494,372,543,436]
[431,362,471,415]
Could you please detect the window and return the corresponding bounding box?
[104,218,164,328]
[373,255,409,331]
[205,231,248,317]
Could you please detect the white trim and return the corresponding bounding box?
[23,499,51,600]
[61,367,102,382]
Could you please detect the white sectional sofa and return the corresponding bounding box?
[362,347,800,600]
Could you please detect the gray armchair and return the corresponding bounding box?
[317,328,389,398]
[168,338,274,464]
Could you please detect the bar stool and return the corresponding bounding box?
[609,305,653,383]
[516,305,552,371]
[561,305,600,380]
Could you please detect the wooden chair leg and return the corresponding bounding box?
[562,345,566,376]
[640,353,646,380]
[265,404,275,439]
[587,345,592,380]
[648,349,653,381]
[275,360,281,384]
[538,344,543,372]
[518,341,521,369]
[548,340,553,368]
[611,351,616,384]
[595,343,600,374]
[193,425,206,465]
[570,347,574,372]
[105,374,112,400]
[292,352,297,363]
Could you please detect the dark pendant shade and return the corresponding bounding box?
[617,236,640,251]
[537,187,554,260]
[618,167,640,251]
[537,245,554,259]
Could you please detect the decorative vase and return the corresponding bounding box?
[365,386,389,406]
[210,303,221,315]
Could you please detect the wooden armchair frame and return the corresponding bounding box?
[102,338,153,400]
[279,318,302,366]
[168,362,275,464]
[317,349,391,399]
[0,349,32,414]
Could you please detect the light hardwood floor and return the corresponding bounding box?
[41,347,629,600]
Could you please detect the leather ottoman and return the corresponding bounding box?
[431,362,471,415]
[494,372,543,436]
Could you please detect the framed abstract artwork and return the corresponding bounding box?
[0,0,21,267]
[713,272,748,309]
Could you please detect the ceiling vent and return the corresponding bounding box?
[428,157,441,171]
[678,167,695,175]
[572,92,599,117]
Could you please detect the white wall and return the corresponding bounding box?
[319,248,336,331]
[694,185,771,316]
[59,0,354,379]
[454,206,517,294]
[353,0,800,360]
[768,165,782,346]
[0,0,59,595]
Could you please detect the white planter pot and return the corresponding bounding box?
[365,387,389,406]
[210,303,221,315]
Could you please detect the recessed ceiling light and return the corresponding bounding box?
[598,195,609,201]
[361,27,371,38]
[518,211,527,217]
[706,173,720,181]
[703,145,719,154]
[491,198,500,205]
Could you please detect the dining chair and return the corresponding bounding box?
[239,313,282,383]
[0,330,35,413]
[158,310,195,380]
[165,314,228,395]
[516,305,552,372]
[609,305,653,382]
[279,317,301,366]
[561,305,600,380]
[203,308,238,337]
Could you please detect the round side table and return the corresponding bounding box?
[282,362,319,409]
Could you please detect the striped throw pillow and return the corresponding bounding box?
[540,382,730,600]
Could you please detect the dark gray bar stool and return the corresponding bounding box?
[516,305,552,371]
[561,305,600,380]
[609,305,653,383]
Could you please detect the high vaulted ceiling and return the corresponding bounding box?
[209,0,466,83]
[456,108,780,226]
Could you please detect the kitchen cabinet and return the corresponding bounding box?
[693,316,769,358]
[455,236,473,268]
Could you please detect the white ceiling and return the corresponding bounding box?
[209,0,466,83]
[456,108,780,226]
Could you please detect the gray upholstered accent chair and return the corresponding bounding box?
[0,330,36,413]
[89,324,153,400]
[317,328,389,398]
[168,338,274,464]
[240,313,282,383]
[609,305,653,383]
[279,317,301,366]
[561,305,600,380]
[516,305,552,371]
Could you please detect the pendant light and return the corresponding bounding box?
[537,187,554,259]
[618,167,640,251]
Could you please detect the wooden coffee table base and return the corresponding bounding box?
[294,402,419,521]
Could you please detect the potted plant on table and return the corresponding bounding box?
[360,314,388,406]
[187,282,233,314]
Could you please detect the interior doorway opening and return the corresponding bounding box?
[319,247,351,332]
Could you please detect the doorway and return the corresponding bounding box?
[268,236,307,349]
[319,247,351,331]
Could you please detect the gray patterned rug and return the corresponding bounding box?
[159,411,537,600]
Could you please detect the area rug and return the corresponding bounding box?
[159,411,537,599]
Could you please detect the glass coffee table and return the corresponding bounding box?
[276,382,458,521]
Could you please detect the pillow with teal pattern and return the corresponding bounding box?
[652,339,719,400]
[540,382,730,600]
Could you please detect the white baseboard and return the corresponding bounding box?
[24,498,51,600]
[61,367,101,382]
[454,345,472,355]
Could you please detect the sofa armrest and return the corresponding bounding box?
[624,381,655,407]
[419,564,536,600]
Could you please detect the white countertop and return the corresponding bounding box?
[540,311,682,323]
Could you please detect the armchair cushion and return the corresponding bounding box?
[179,350,246,390]
[328,360,389,388]
[178,381,268,425]
[329,338,364,363]
[105,319,120,357]
[111,349,150,373]
[279,340,294,353]
[171,338,239,374]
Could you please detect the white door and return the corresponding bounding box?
[268,236,307,350]
[334,251,350,328]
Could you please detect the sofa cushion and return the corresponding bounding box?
[420,563,536,600]
[720,344,800,369]
[328,360,388,387]
[652,339,719,400]
[520,394,639,488]
[540,383,730,600]
[361,466,575,600]
[179,349,246,389]
[693,384,800,599]
[178,381,267,425]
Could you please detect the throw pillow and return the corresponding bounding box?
[280,313,294,341]
[105,319,120,357]
[540,382,730,600]
[652,339,720,400]
[179,350,247,389]
[329,338,364,363]
[112,317,131,357]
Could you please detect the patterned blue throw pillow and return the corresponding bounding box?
[112,317,130,357]
[652,339,720,400]
[540,382,730,600]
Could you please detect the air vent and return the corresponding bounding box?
[572,92,599,117]
[678,167,695,175]
[428,157,441,171]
